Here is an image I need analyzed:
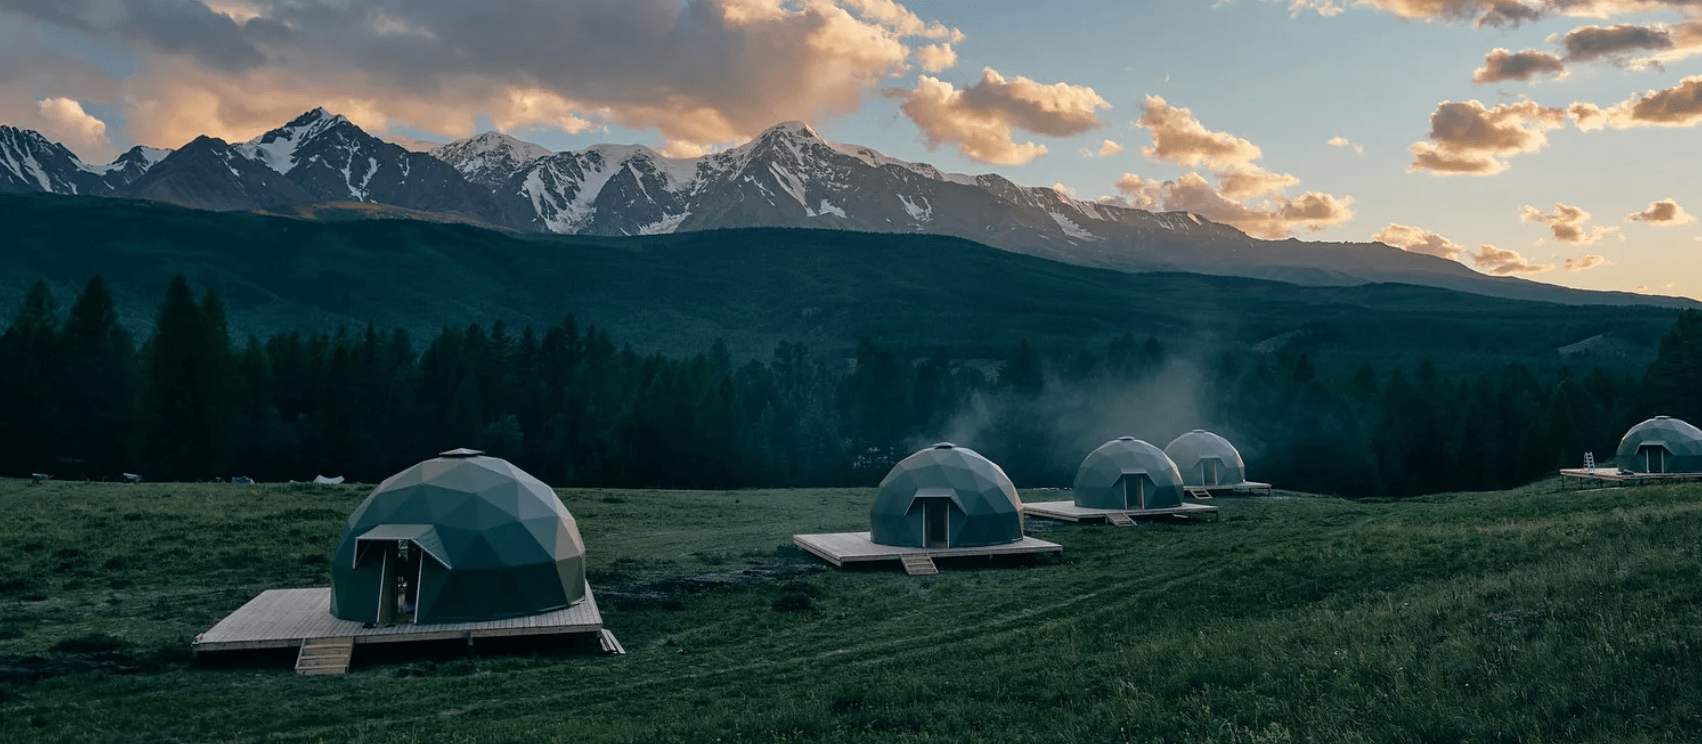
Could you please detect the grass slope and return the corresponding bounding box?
[0,192,1682,374]
[2,479,1700,742]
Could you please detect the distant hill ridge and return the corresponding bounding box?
[0,192,1684,377]
[0,110,1687,309]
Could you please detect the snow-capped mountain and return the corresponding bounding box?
[124,108,501,217]
[432,132,552,189]
[0,110,1538,296]
[0,126,168,195]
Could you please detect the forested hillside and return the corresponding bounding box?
[1,193,1686,379]
[5,275,1700,496]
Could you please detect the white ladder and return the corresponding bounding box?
[1584,452,1596,474]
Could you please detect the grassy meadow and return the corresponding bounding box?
[1,478,1700,742]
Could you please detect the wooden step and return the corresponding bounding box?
[1185,487,1214,500]
[598,628,627,655]
[1106,512,1136,527]
[900,555,938,576]
[296,637,354,676]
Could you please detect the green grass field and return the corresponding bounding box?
[2,479,1700,743]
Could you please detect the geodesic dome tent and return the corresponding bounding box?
[870,443,1024,549]
[1616,416,1702,474]
[1164,430,1248,487]
[330,449,587,624]
[1074,437,1185,510]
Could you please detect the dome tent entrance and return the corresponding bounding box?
[1164,430,1247,487]
[870,443,1024,549]
[1073,437,1185,510]
[330,449,587,624]
[1616,416,1702,474]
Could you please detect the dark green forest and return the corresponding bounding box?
[4,274,1700,497]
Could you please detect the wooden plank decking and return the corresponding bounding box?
[1022,500,1219,523]
[1558,468,1702,488]
[792,531,1062,568]
[193,582,604,654]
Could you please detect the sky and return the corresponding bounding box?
[3,0,1702,298]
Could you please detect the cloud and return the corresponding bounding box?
[1137,96,1262,170]
[1408,99,1571,175]
[1521,202,1618,244]
[1327,135,1365,153]
[1373,223,1467,260]
[1,0,963,153]
[1626,198,1696,224]
[1593,75,1702,128]
[1564,254,1610,271]
[1472,244,1554,275]
[1561,23,1676,63]
[35,97,114,160]
[1115,172,1353,239]
[1088,139,1125,158]
[915,43,957,73]
[1051,182,1078,198]
[1473,48,1567,83]
[1114,96,1353,238]
[889,67,1109,165]
[1267,0,1348,17]
[1354,0,1544,26]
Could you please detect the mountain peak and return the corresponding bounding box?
[241,108,360,174]
[763,121,821,140]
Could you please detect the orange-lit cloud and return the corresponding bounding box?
[1473,48,1567,83]
[1138,96,1262,170]
[889,67,1110,164]
[1521,203,1618,244]
[1081,139,1124,158]
[1473,244,1554,275]
[1626,198,1696,224]
[1116,172,1353,239]
[35,97,113,161]
[1565,254,1610,271]
[1114,96,1353,238]
[1473,21,1702,84]
[1408,99,1573,175]
[1,0,963,153]
[1592,75,1702,128]
[1373,223,1466,260]
[1327,135,1365,153]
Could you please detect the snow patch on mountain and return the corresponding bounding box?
[1051,213,1100,241]
[637,212,691,235]
[898,194,932,223]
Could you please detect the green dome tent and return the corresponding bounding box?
[870,443,1024,549]
[330,449,587,624]
[1616,416,1702,474]
[1164,430,1247,487]
[1074,437,1185,510]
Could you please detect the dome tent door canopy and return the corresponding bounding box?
[330,449,587,624]
[870,443,1025,549]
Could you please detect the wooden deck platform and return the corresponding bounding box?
[1023,500,1219,523]
[792,532,1061,568]
[1195,481,1273,496]
[1558,468,1702,489]
[193,582,606,654]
